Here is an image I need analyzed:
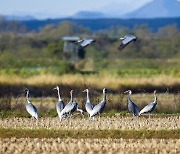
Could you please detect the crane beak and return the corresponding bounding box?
[53,88,57,90]
[124,91,128,94]
[24,88,29,92]
[82,90,86,92]
[77,40,83,43]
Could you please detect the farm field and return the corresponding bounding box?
[0,138,179,154]
[0,116,179,153]
[0,19,180,153]
[0,116,179,131]
[0,86,180,153]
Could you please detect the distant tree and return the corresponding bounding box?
[48,41,64,56]
[157,25,179,39]
[39,21,91,39]
[134,25,153,39]
[0,19,28,34]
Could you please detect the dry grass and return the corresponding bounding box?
[6,93,180,114]
[0,116,179,130]
[0,138,179,153]
[0,74,180,90]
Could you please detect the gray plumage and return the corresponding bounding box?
[139,90,157,115]
[118,35,137,50]
[77,38,95,48]
[59,90,83,122]
[25,88,38,120]
[83,89,94,115]
[124,90,139,116]
[53,86,65,119]
[89,88,107,120]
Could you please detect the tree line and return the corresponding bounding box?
[0,20,179,72]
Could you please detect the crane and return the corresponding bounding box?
[139,90,157,117]
[76,38,95,48]
[53,86,65,120]
[89,88,107,120]
[118,35,137,50]
[124,90,139,116]
[59,90,83,122]
[24,88,38,120]
[82,89,94,117]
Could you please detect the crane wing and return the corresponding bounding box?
[139,103,154,115]
[56,100,65,114]
[26,103,38,119]
[85,102,94,114]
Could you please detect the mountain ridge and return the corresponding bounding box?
[0,0,180,20]
[124,0,180,18]
[71,11,106,19]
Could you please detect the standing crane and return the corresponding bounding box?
[82,89,94,117]
[118,35,137,50]
[59,90,83,122]
[124,90,139,117]
[53,86,65,120]
[139,90,157,117]
[24,88,38,120]
[89,88,107,120]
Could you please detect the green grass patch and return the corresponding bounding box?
[0,109,180,119]
[0,128,179,139]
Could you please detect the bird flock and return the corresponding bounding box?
[124,90,157,118]
[24,87,157,122]
[21,34,154,122]
[75,35,137,49]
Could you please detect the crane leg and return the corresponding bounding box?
[98,113,101,121]
[58,113,63,123]
[76,108,84,119]
[59,117,62,122]
[69,113,73,118]
[131,114,135,120]
[89,116,92,121]
[31,117,34,123]
[35,119,38,126]
[77,108,84,115]
[89,116,94,121]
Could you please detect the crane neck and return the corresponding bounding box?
[26,91,29,102]
[86,90,90,103]
[70,91,73,103]
[57,89,62,101]
[154,93,157,103]
[128,95,132,102]
[103,92,106,102]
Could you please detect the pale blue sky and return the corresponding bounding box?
[0,0,153,19]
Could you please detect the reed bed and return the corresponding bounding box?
[0,116,179,130]
[0,74,180,91]
[0,138,179,154]
[2,93,179,115]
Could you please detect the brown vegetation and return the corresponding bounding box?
[0,74,180,91]
[0,116,179,130]
[0,138,179,153]
[1,92,179,115]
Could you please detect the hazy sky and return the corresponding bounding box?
[0,0,153,19]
